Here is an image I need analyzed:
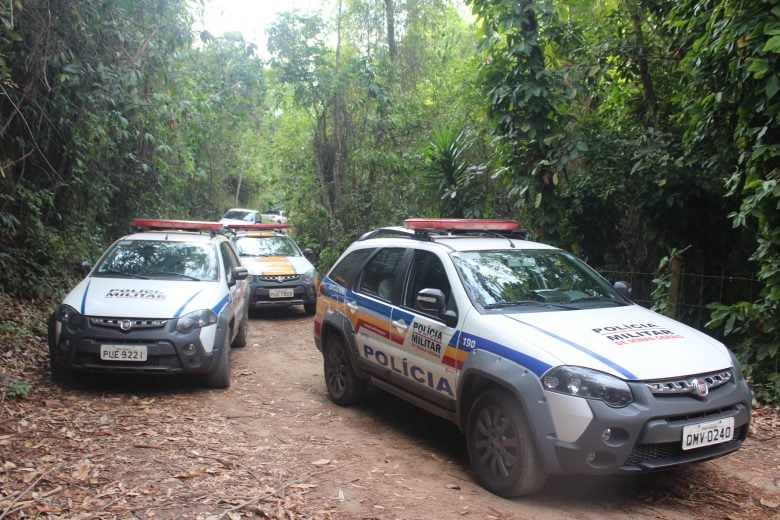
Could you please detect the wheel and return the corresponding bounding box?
[323,335,367,405]
[303,300,316,315]
[48,344,74,386]
[231,310,248,348]
[466,389,548,497]
[47,318,74,386]
[205,335,231,389]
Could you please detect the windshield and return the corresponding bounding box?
[94,240,219,281]
[451,249,626,311]
[233,236,301,257]
[223,210,256,222]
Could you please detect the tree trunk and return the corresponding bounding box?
[385,0,397,61]
[626,0,657,119]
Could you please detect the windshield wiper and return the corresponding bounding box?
[568,296,624,306]
[484,300,576,310]
[96,270,149,279]
[147,272,202,281]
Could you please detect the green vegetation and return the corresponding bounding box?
[1,0,777,402]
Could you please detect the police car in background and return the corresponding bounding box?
[227,223,319,315]
[48,219,249,389]
[313,218,752,497]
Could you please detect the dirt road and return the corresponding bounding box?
[2,309,779,519]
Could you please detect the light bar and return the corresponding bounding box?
[404,218,520,232]
[224,223,290,230]
[131,218,223,230]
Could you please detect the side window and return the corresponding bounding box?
[403,250,454,313]
[357,248,406,301]
[329,249,372,287]
[220,242,239,284]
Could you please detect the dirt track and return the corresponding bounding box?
[2,308,779,519]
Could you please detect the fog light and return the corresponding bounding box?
[183,343,196,354]
[586,452,596,464]
[60,340,72,351]
[602,428,612,443]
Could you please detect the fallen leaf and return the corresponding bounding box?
[72,459,92,481]
[312,459,331,466]
[173,469,206,479]
[760,498,779,508]
[446,483,461,490]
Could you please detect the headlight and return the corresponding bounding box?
[176,309,217,333]
[543,366,633,408]
[301,269,318,285]
[55,304,83,329]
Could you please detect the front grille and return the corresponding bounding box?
[623,425,744,468]
[645,369,732,395]
[260,274,299,282]
[90,317,168,330]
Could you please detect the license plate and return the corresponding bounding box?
[100,345,148,362]
[269,288,294,298]
[682,417,734,450]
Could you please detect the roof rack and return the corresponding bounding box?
[131,218,226,235]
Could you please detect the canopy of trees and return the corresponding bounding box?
[1,0,777,401]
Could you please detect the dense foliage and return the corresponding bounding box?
[0,0,777,401]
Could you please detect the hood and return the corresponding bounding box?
[491,305,732,381]
[241,255,315,276]
[63,277,223,319]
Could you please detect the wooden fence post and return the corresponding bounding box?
[667,255,682,319]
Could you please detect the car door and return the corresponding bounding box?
[389,248,460,408]
[348,247,407,373]
[220,241,247,321]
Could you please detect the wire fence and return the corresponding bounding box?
[599,270,761,339]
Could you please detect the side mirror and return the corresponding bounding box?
[231,266,249,285]
[613,280,631,299]
[416,288,458,327]
[78,260,92,277]
[302,247,314,260]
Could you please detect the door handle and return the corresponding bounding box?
[392,319,408,332]
[347,300,359,313]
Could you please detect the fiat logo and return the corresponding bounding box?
[691,378,709,396]
[120,319,133,331]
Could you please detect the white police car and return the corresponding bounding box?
[227,224,319,315]
[313,218,752,497]
[48,219,249,389]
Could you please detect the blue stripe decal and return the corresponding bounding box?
[211,293,229,316]
[348,290,393,319]
[505,315,636,379]
[175,289,204,318]
[460,331,552,376]
[80,281,92,314]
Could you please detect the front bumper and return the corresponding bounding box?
[48,314,226,376]
[248,279,317,308]
[545,375,752,476]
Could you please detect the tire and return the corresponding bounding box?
[231,310,248,348]
[466,389,548,497]
[205,335,231,389]
[48,344,73,386]
[47,318,74,387]
[323,335,367,405]
[303,300,316,315]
